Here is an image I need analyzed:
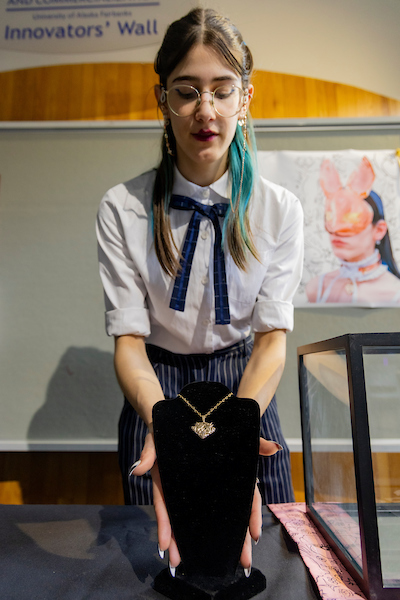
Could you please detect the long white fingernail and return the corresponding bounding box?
[244,566,251,578]
[128,460,141,476]
[158,544,165,559]
[255,527,262,545]
[169,562,176,578]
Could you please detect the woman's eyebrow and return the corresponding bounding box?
[171,75,237,84]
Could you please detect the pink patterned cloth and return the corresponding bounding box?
[268,503,367,600]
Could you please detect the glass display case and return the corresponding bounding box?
[298,333,400,600]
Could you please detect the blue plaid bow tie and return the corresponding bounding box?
[169,195,230,325]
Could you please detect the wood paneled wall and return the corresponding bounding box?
[1,63,400,121]
[1,451,399,505]
[0,452,125,505]
[0,451,304,505]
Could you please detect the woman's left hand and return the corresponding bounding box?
[240,437,282,573]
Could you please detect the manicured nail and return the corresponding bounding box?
[169,562,176,578]
[128,460,141,477]
[244,566,251,578]
[255,527,262,545]
[158,544,165,559]
[271,440,283,451]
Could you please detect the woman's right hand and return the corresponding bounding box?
[131,432,181,570]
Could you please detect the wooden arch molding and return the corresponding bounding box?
[1,63,400,121]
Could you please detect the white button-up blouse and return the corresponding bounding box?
[96,167,304,354]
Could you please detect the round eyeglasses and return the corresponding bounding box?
[161,84,247,118]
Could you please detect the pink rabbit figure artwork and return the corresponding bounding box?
[306,156,400,304]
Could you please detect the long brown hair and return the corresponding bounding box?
[153,8,256,276]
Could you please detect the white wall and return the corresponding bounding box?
[1,124,400,449]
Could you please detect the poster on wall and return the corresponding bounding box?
[258,149,400,307]
[0,0,170,71]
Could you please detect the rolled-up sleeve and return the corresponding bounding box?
[96,189,151,337]
[252,191,304,333]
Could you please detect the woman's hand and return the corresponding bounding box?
[130,431,182,570]
[114,334,181,564]
[240,483,262,575]
[151,460,181,570]
[240,437,282,574]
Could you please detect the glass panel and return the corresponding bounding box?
[363,347,400,587]
[302,350,362,572]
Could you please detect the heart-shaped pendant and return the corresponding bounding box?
[192,420,216,439]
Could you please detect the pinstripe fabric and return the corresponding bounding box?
[119,336,294,505]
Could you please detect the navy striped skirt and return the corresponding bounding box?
[118,336,294,505]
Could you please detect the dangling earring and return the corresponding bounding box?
[164,118,174,157]
[236,113,247,210]
[239,113,248,146]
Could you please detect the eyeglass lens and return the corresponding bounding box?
[167,85,244,117]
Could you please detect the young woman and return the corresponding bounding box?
[97,8,303,574]
[306,157,400,304]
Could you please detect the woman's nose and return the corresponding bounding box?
[195,91,216,119]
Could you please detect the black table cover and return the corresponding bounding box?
[0,504,320,600]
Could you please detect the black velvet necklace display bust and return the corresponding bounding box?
[153,381,267,599]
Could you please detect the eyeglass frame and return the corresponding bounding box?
[159,84,249,118]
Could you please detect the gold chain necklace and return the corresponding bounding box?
[178,391,233,439]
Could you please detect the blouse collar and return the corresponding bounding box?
[172,166,230,205]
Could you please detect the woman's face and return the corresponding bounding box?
[158,44,252,186]
[329,220,388,263]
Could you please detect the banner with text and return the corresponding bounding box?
[1,0,169,69]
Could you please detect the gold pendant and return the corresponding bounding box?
[192,420,216,439]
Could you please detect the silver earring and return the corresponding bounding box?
[164,118,174,156]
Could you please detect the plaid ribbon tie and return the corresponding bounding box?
[169,195,230,325]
